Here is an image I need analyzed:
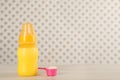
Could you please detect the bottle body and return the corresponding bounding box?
[17,47,38,76]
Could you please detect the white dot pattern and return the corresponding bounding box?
[0,0,120,65]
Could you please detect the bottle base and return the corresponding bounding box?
[18,73,38,77]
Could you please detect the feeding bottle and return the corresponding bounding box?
[17,23,38,76]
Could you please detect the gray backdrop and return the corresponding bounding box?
[0,0,120,65]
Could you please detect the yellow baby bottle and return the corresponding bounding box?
[17,23,38,76]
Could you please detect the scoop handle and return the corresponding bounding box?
[38,67,46,70]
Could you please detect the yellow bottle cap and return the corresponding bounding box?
[19,23,37,45]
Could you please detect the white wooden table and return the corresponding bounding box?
[0,64,120,80]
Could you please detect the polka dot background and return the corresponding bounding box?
[0,0,120,65]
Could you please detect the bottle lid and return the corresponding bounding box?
[19,23,37,45]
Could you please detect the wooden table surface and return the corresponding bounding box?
[0,64,120,80]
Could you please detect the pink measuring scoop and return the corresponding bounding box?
[38,66,57,76]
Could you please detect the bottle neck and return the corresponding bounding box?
[19,44,36,48]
